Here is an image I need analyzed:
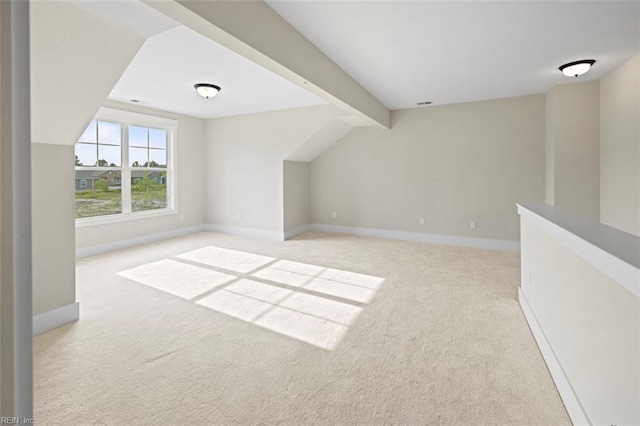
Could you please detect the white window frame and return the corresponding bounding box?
[75,107,178,228]
[80,179,87,189]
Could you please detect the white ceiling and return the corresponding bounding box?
[108,25,327,119]
[68,0,639,117]
[266,1,640,110]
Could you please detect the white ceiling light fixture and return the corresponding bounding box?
[559,59,596,77]
[194,83,221,99]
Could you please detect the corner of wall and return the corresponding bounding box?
[544,88,555,206]
[283,160,311,233]
[545,80,600,220]
[599,53,640,236]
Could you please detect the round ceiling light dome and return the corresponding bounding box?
[194,83,221,99]
[559,60,595,78]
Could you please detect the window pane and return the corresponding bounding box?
[75,114,174,221]
[129,126,148,148]
[149,149,166,168]
[98,121,121,145]
[75,143,97,167]
[129,147,148,167]
[79,120,97,143]
[149,128,167,149]
[98,145,121,167]
[75,170,122,218]
[131,171,167,212]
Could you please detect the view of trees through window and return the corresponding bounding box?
[75,119,170,219]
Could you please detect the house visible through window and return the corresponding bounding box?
[75,109,176,220]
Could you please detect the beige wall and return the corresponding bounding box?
[310,95,546,241]
[600,53,640,236]
[283,161,310,232]
[204,105,347,232]
[545,81,600,220]
[520,215,639,425]
[76,102,206,249]
[32,144,75,315]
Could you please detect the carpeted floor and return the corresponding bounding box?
[34,231,570,425]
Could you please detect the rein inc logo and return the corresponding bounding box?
[0,418,34,425]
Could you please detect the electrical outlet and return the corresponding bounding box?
[236,213,241,221]
[332,211,337,219]
[419,218,425,225]
[470,221,476,229]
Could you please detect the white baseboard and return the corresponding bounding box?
[205,224,284,241]
[76,225,206,258]
[518,289,589,425]
[203,223,519,250]
[308,223,520,251]
[76,222,517,257]
[33,302,80,336]
[283,224,311,240]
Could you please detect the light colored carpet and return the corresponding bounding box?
[34,231,570,425]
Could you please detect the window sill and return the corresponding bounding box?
[75,209,177,228]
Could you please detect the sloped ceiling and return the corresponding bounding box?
[30,1,145,145]
[267,1,640,110]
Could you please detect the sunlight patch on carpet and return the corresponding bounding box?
[176,246,275,273]
[117,259,235,299]
[252,267,312,288]
[196,279,361,349]
[119,247,384,350]
[254,261,381,303]
[254,307,348,350]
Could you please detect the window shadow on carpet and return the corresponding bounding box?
[117,246,385,350]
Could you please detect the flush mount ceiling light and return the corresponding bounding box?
[194,83,221,99]
[559,59,596,78]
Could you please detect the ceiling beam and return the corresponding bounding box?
[142,0,390,129]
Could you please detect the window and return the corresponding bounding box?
[75,108,176,222]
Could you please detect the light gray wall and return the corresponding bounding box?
[311,95,545,241]
[520,214,639,424]
[32,144,75,315]
[545,81,600,221]
[76,102,206,249]
[600,53,640,236]
[283,161,310,232]
[204,105,347,232]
